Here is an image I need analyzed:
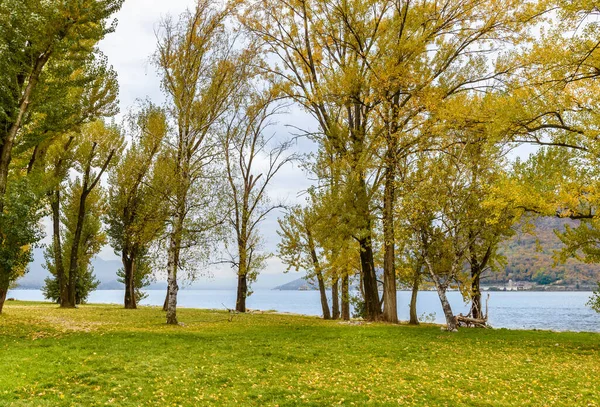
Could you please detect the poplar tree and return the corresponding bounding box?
[223,91,293,312]
[106,104,169,309]
[154,0,248,324]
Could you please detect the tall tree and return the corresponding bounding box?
[31,58,119,307]
[278,204,333,320]
[106,104,169,309]
[43,182,105,305]
[0,0,122,311]
[0,0,123,211]
[223,91,293,312]
[154,0,247,324]
[61,120,122,308]
[0,176,43,313]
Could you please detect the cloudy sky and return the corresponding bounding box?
[24,0,316,290]
[23,0,537,290]
[99,0,320,288]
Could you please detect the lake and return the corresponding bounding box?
[6,289,600,332]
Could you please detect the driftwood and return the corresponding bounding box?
[457,294,490,328]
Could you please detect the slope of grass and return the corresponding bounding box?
[0,301,598,406]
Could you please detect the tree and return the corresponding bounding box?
[0,176,44,313]
[278,204,332,320]
[241,0,384,320]
[106,104,168,309]
[242,0,544,322]
[405,110,522,330]
[43,182,104,305]
[60,120,122,308]
[154,0,247,324]
[0,0,123,212]
[30,57,120,307]
[223,91,293,312]
[0,0,122,312]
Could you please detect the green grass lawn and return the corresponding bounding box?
[0,302,598,406]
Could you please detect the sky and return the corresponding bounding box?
[23,0,316,290]
[22,0,539,290]
[97,0,319,288]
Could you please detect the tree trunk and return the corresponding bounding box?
[123,253,137,309]
[165,226,180,325]
[382,150,397,323]
[331,277,340,319]
[0,280,8,314]
[236,273,248,313]
[50,190,67,306]
[306,228,331,320]
[341,274,350,320]
[429,274,457,331]
[436,285,457,331]
[425,258,457,331]
[65,188,89,309]
[409,273,420,325]
[235,243,249,312]
[0,50,51,212]
[315,270,331,319]
[162,291,169,312]
[471,268,482,319]
[359,236,381,321]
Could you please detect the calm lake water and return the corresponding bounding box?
[6,289,600,333]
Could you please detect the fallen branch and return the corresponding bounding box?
[222,303,238,322]
[458,294,491,328]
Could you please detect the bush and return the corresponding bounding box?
[349,294,366,319]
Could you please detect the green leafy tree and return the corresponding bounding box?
[223,90,293,312]
[0,176,44,313]
[154,0,251,324]
[0,0,123,211]
[43,181,104,305]
[106,104,168,309]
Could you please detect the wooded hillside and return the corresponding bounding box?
[488,218,600,287]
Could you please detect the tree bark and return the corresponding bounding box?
[123,253,137,309]
[436,284,457,331]
[469,244,491,319]
[162,291,169,312]
[50,190,67,306]
[0,50,52,212]
[315,270,331,319]
[236,273,248,313]
[424,257,457,331]
[166,226,180,325]
[0,280,8,314]
[409,273,420,325]
[235,243,248,312]
[382,149,398,323]
[359,235,381,321]
[331,277,340,319]
[429,272,457,331]
[341,274,350,320]
[471,269,482,319]
[65,188,89,308]
[306,228,331,319]
[165,200,183,324]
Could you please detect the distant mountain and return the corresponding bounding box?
[488,217,600,288]
[16,248,124,290]
[274,276,318,290]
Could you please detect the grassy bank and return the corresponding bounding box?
[0,302,598,406]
